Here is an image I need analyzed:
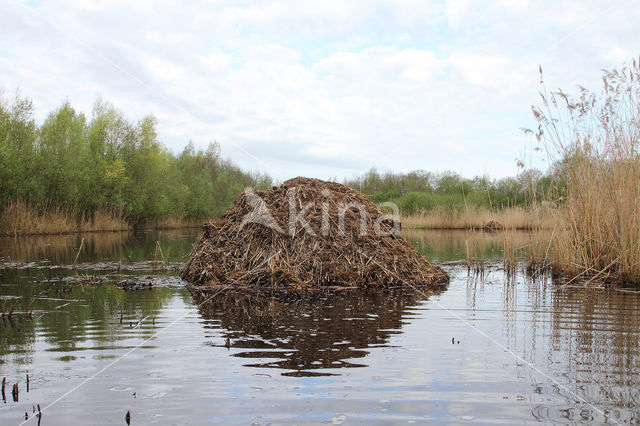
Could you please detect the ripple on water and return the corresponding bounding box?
[1,230,640,424]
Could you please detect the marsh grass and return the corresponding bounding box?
[401,205,550,230]
[0,200,130,236]
[465,232,487,275]
[154,216,205,230]
[501,230,518,275]
[0,200,210,236]
[0,232,131,263]
[529,60,640,285]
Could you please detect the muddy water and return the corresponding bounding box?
[0,230,639,424]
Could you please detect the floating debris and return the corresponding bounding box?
[116,280,153,291]
[0,259,182,272]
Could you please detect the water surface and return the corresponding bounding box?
[0,230,638,424]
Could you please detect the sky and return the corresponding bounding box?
[1,0,638,182]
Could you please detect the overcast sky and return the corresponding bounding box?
[1,0,638,181]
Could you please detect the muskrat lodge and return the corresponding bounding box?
[181,177,449,298]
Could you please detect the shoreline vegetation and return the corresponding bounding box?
[526,61,640,285]
[401,205,551,231]
[456,61,640,287]
[0,93,545,237]
[0,202,548,237]
[0,200,208,236]
[0,94,271,237]
[0,200,129,236]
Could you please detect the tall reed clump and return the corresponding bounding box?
[530,60,640,284]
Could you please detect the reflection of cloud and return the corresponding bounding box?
[445,0,471,30]
[1,1,638,179]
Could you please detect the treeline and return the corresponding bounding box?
[0,92,563,232]
[344,167,557,215]
[0,94,271,228]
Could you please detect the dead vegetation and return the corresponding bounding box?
[530,61,640,285]
[0,200,130,236]
[181,177,448,292]
[401,205,551,230]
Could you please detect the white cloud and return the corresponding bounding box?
[448,53,529,96]
[445,0,471,30]
[0,0,638,181]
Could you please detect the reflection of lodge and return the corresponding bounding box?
[190,287,441,376]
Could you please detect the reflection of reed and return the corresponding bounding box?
[499,269,640,419]
[0,229,198,264]
[549,288,640,409]
[190,288,441,376]
[460,266,640,421]
[402,229,531,262]
[0,232,132,263]
[0,311,35,364]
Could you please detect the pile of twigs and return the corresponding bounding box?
[181,178,448,293]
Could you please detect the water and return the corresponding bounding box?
[0,230,639,424]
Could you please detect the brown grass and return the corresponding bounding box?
[530,61,640,285]
[0,200,213,236]
[154,216,205,230]
[541,158,640,284]
[401,205,551,230]
[0,200,130,236]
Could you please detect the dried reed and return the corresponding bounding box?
[530,61,640,284]
[0,200,129,236]
[401,205,552,230]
